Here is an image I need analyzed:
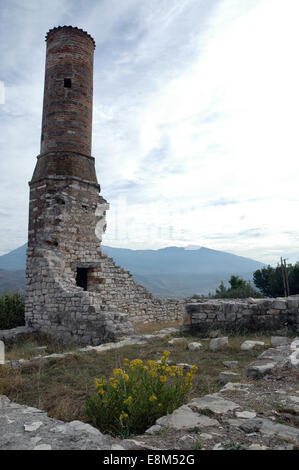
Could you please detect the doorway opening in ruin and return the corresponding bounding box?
[76,268,89,291]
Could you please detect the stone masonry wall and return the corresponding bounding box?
[25,26,185,346]
[185,297,299,333]
[26,175,185,345]
[94,253,186,325]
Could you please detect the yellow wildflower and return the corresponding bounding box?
[113,368,124,376]
[149,395,157,402]
[147,360,155,366]
[129,359,143,368]
[160,375,167,383]
[123,396,133,405]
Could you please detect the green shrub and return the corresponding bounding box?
[253,262,299,297]
[86,351,197,437]
[0,291,25,329]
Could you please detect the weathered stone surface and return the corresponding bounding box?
[120,439,162,451]
[241,340,265,351]
[289,349,299,368]
[156,405,219,430]
[187,342,202,351]
[245,360,276,377]
[188,394,239,414]
[235,411,257,419]
[289,395,299,405]
[145,425,162,435]
[227,418,263,433]
[210,337,228,351]
[223,361,238,369]
[289,338,299,368]
[24,421,43,432]
[218,371,240,383]
[0,395,114,450]
[178,435,197,445]
[220,382,252,393]
[34,444,52,450]
[0,326,36,343]
[248,443,268,450]
[186,297,299,334]
[198,433,213,440]
[168,338,187,346]
[110,444,126,450]
[271,336,290,347]
[258,418,299,443]
[257,348,286,361]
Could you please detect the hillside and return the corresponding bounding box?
[0,244,266,298]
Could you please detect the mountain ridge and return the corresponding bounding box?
[0,243,266,297]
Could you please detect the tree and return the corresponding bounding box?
[0,291,25,329]
[213,275,263,299]
[253,262,299,297]
[229,275,247,290]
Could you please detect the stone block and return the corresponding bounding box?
[270,336,290,347]
[210,337,228,351]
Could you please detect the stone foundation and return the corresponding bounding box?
[185,296,299,334]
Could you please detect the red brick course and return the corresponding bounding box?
[41,26,95,156]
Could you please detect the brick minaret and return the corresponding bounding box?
[25,26,130,344]
[25,27,184,345]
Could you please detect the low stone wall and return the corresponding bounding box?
[185,296,299,333]
[0,326,36,344]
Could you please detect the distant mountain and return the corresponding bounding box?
[0,269,26,295]
[0,244,27,270]
[0,243,266,298]
[102,245,265,276]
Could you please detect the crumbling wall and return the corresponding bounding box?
[25,176,185,346]
[185,297,299,333]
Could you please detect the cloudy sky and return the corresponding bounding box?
[0,0,299,265]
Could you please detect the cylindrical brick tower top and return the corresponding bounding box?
[40,26,95,156]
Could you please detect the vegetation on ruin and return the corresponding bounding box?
[0,329,279,433]
[0,291,25,329]
[86,350,197,437]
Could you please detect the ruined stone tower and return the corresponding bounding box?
[25,26,184,345]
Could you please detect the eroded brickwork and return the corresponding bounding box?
[25,27,184,345]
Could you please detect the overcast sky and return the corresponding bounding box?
[0,0,299,264]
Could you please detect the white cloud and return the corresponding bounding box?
[0,0,298,265]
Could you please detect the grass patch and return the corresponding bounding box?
[0,330,276,432]
[4,332,76,361]
[133,320,181,335]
